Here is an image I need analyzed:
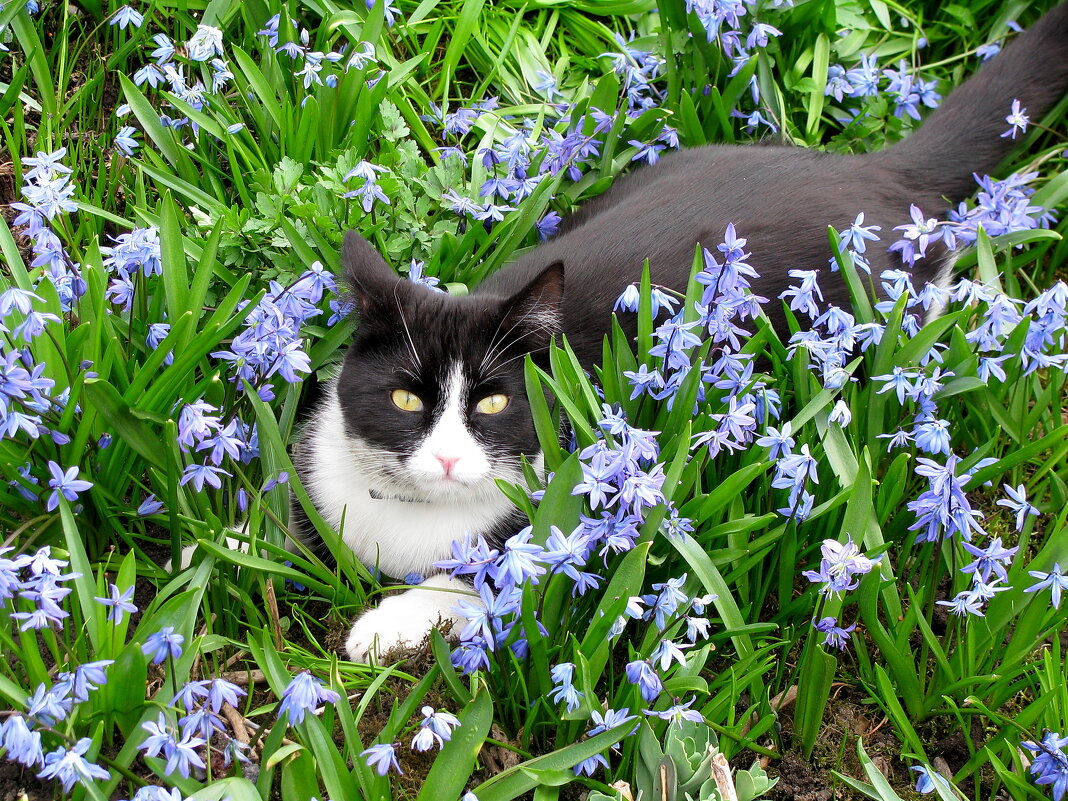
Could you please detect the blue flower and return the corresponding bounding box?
[573,752,609,777]
[180,462,230,492]
[142,626,185,664]
[936,589,987,617]
[163,731,206,778]
[95,583,137,624]
[910,764,952,794]
[45,461,93,511]
[109,5,144,28]
[961,537,1018,583]
[0,715,44,767]
[435,534,500,591]
[115,126,139,156]
[37,737,110,791]
[996,483,1039,531]
[70,660,112,702]
[812,617,856,650]
[644,696,705,723]
[549,663,583,713]
[1002,99,1029,139]
[1022,731,1068,800]
[624,659,662,703]
[278,671,340,725]
[138,494,164,516]
[536,211,561,240]
[362,742,402,775]
[411,706,461,752]
[1025,563,1068,609]
[494,528,546,588]
[186,24,224,62]
[27,682,71,726]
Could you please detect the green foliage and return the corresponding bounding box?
[0,0,1066,798]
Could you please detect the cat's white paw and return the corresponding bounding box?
[345,574,477,663]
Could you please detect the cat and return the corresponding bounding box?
[294,3,1068,662]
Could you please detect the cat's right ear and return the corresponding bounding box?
[501,261,566,343]
[342,230,402,316]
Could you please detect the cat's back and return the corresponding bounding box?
[483,144,916,364]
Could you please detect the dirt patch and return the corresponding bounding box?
[770,687,923,801]
[0,759,53,801]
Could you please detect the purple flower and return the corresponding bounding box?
[278,671,340,725]
[45,462,93,511]
[1002,99,1029,139]
[1025,563,1068,609]
[362,742,403,775]
[549,663,583,712]
[812,616,856,650]
[142,626,184,663]
[37,737,110,791]
[996,483,1039,531]
[625,659,662,702]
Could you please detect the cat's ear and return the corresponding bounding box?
[501,262,565,343]
[342,230,402,315]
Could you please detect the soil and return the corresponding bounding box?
[0,759,53,801]
[769,686,924,801]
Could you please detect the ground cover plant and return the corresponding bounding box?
[0,0,1067,799]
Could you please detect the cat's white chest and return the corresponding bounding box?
[297,384,518,578]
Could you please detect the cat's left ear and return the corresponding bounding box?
[341,230,403,316]
[501,262,565,343]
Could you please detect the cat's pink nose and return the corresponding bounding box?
[435,454,460,477]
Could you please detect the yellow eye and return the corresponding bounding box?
[390,389,424,412]
[476,394,509,415]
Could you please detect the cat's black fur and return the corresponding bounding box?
[474,2,1068,366]
[300,4,1068,659]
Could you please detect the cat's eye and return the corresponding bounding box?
[475,394,510,415]
[390,389,424,412]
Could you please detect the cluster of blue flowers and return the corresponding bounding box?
[825,51,941,122]
[11,149,84,309]
[102,226,164,312]
[174,399,255,493]
[139,677,250,780]
[119,10,382,146]
[426,404,719,777]
[1023,730,1068,800]
[683,0,787,132]
[0,546,117,791]
[0,545,83,631]
[0,290,64,454]
[890,170,1054,268]
[211,263,334,401]
[361,705,462,776]
[257,13,382,87]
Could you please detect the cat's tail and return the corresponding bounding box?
[874,2,1068,202]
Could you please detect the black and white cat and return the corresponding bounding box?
[296,3,1068,661]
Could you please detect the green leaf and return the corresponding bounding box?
[473,722,634,801]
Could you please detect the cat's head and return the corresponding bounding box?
[334,231,564,503]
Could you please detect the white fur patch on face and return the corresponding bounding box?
[407,364,491,486]
[298,380,522,578]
